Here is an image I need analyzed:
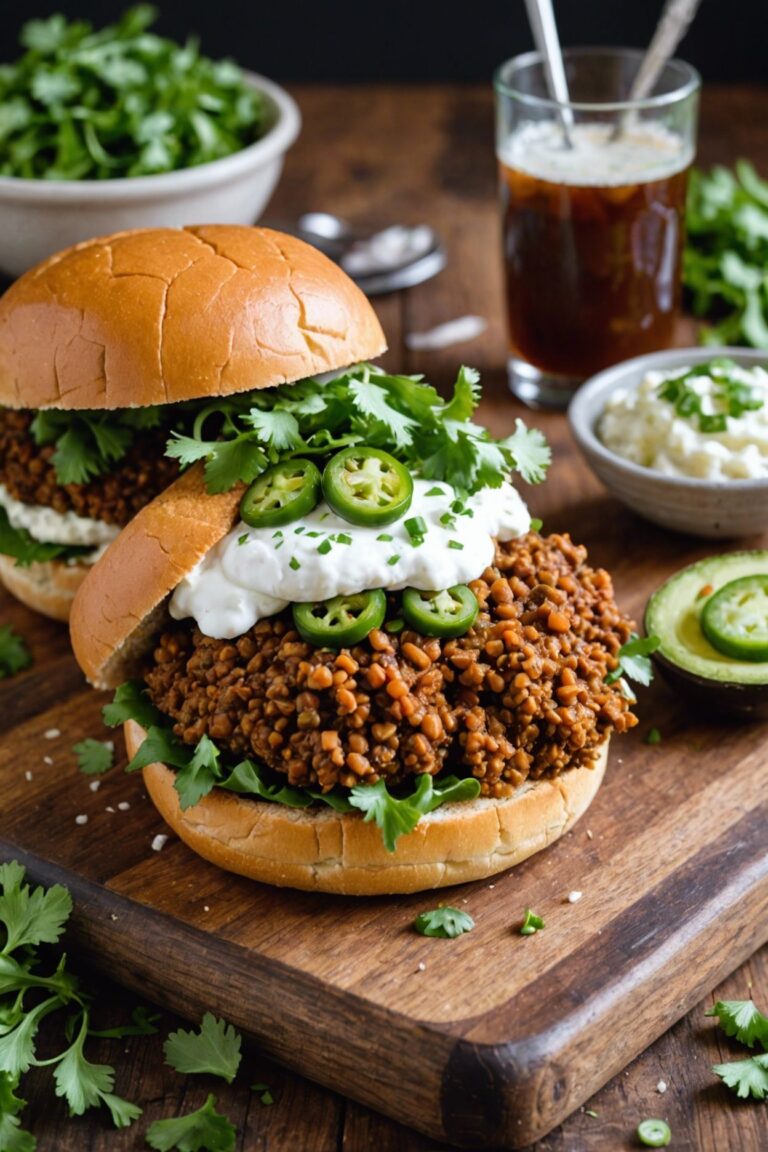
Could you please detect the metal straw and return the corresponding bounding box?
[523,0,574,146]
[612,0,702,138]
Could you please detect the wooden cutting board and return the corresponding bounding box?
[2,418,767,1150]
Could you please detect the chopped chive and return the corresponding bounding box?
[404,516,427,545]
[425,486,444,496]
[461,508,474,518]
[439,512,456,529]
[377,533,393,542]
[334,533,352,545]
[272,530,283,538]
[451,499,464,514]
[319,512,330,521]
[238,533,249,545]
[529,517,543,532]
[387,554,401,566]
[645,727,662,745]
[317,539,332,555]
[385,618,405,634]
[275,539,284,550]
[294,526,306,534]
[519,908,545,936]
[306,530,323,538]
[448,540,464,550]
[289,556,301,571]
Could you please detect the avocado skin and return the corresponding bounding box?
[651,650,768,721]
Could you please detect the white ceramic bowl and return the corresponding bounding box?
[0,71,300,278]
[568,346,768,539]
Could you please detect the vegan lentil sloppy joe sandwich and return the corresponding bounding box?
[70,330,639,893]
[0,224,384,620]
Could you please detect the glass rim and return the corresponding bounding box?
[493,46,701,113]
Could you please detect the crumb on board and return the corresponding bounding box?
[44,728,60,739]
[117,801,131,811]
[89,779,101,792]
[75,814,88,825]
[43,755,53,766]
[657,1080,668,1094]
[567,890,583,904]
[151,834,168,852]
[24,770,32,782]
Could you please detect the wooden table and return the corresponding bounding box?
[10,83,768,1150]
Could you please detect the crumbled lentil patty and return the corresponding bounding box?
[145,533,637,796]
[0,408,179,526]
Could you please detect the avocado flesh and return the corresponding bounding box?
[646,551,768,686]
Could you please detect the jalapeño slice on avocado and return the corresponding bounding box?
[292,589,387,647]
[701,575,768,661]
[240,459,322,529]
[322,447,413,527]
[402,585,479,638]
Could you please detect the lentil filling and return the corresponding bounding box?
[0,408,179,527]
[144,533,638,796]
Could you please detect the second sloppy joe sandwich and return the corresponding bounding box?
[69,235,639,894]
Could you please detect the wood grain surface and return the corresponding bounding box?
[2,83,768,1151]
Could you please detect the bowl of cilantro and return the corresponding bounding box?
[568,346,768,538]
[0,7,301,277]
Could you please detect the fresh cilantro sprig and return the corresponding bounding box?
[0,861,142,1136]
[164,1013,242,1084]
[685,161,768,348]
[165,364,550,495]
[708,999,768,1100]
[604,633,660,691]
[0,7,267,181]
[146,1093,235,1152]
[0,508,91,568]
[0,626,31,680]
[30,407,162,486]
[413,907,475,939]
[105,681,482,850]
[656,358,764,433]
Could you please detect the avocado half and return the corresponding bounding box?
[645,550,768,720]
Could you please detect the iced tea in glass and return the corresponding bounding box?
[494,49,700,408]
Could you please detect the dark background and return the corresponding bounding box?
[0,0,765,84]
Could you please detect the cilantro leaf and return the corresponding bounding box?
[413,907,475,939]
[706,1000,768,1049]
[163,1014,241,1083]
[124,725,191,774]
[604,633,660,688]
[52,1012,140,1126]
[89,1004,161,1039]
[146,1093,236,1152]
[218,759,314,808]
[500,420,552,484]
[202,439,267,495]
[0,628,31,680]
[442,366,481,423]
[0,508,90,568]
[712,1054,768,1100]
[348,773,481,852]
[0,1073,35,1152]
[174,736,223,811]
[348,377,417,448]
[102,680,164,730]
[0,862,72,953]
[73,739,114,776]
[242,409,304,452]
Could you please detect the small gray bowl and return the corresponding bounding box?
[568,346,768,539]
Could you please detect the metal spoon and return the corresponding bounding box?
[611,0,703,139]
[523,0,574,146]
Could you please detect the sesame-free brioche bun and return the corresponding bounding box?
[128,720,608,896]
[70,464,241,689]
[0,553,89,623]
[0,225,386,410]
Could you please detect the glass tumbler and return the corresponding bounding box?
[494,48,700,409]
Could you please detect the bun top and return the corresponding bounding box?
[70,464,241,689]
[0,225,386,410]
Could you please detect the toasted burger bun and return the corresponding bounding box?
[127,720,608,896]
[0,553,90,623]
[0,225,386,410]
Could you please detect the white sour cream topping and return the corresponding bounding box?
[498,121,691,187]
[599,365,768,480]
[170,478,531,639]
[0,483,119,548]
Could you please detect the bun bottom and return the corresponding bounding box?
[0,554,89,623]
[127,720,609,895]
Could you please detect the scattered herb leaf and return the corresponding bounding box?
[163,1013,241,1084]
[413,907,475,939]
[145,1093,236,1152]
[0,626,31,680]
[73,739,114,776]
[520,908,545,936]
